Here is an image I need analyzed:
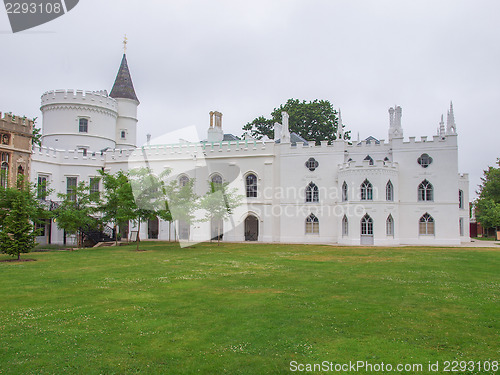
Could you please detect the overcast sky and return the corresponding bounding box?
[1,0,499,198]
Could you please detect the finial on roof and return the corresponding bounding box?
[123,34,128,54]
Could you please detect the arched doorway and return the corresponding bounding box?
[148,217,159,239]
[245,215,259,241]
[360,214,374,245]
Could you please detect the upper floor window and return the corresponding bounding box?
[342,215,349,237]
[305,158,319,171]
[386,214,394,236]
[0,161,8,188]
[306,182,319,203]
[361,214,373,235]
[78,147,88,157]
[246,174,257,198]
[37,175,49,200]
[66,177,77,201]
[419,213,434,235]
[79,118,88,133]
[418,180,433,201]
[459,189,464,209]
[179,175,189,187]
[342,181,348,202]
[418,153,433,168]
[386,180,394,201]
[364,155,374,165]
[90,177,100,200]
[360,179,373,200]
[211,174,223,190]
[305,213,319,234]
[120,130,126,139]
[1,134,10,145]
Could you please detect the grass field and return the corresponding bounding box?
[0,242,498,374]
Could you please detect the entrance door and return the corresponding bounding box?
[360,214,374,245]
[244,215,259,241]
[178,220,190,240]
[148,218,159,239]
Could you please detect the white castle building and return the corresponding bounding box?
[31,53,470,246]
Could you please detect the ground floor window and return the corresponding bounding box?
[386,214,394,236]
[361,214,373,235]
[305,214,319,234]
[419,213,435,235]
[342,215,348,237]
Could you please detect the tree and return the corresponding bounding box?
[31,117,42,147]
[128,167,171,251]
[242,98,350,144]
[164,177,198,242]
[55,181,99,248]
[199,181,243,245]
[0,177,51,260]
[98,170,136,246]
[475,159,500,233]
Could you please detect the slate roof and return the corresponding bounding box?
[357,135,380,145]
[223,134,240,141]
[110,54,139,103]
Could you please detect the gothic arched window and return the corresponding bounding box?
[361,214,373,235]
[386,214,394,236]
[342,181,348,202]
[418,180,433,201]
[364,155,374,165]
[305,214,319,234]
[386,180,394,201]
[246,174,257,198]
[419,213,435,235]
[179,175,189,187]
[360,179,373,200]
[342,215,349,237]
[306,182,319,203]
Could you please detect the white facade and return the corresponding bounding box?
[31,54,470,246]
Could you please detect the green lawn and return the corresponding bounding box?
[0,243,498,374]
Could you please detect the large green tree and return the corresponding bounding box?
[242,98,350,144]
[475,158,500,232]
[0,178,51,260]
[164,178,198,242]
[55,181,100,248]
[199,181,243,245]
[128,167,172,250]
[98,170,136,246]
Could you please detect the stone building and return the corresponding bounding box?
[0,112,33,188]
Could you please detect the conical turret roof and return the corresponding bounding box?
[110,54,139,103]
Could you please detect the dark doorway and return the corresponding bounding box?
[148,218,159,239]
[245,215,259,241]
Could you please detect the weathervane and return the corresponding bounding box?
[123,34,128,54]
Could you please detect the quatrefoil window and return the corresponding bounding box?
[305,158,319,171]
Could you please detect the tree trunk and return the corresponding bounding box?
[217,222,220,246]
[136,220,141,251]
[114,223,118,247]
[17,253,20,261]
[168,221,171,242]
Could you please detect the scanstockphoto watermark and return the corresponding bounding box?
[289,360,499,373]
[3,0,79,33]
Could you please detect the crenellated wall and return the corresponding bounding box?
[40,89,118,151]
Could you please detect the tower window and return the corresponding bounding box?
[79,118,88,133]
[306,182,319,203]
[360,179,373,200]
[121,130,126,139]
[66,177,77,201]
[305,158,319,171]
[418,180,433,201]
[459,189,464,209]
[342,181,348,202]
[386,180,394,201]
[418,153,433,168]
[364,155,374,165]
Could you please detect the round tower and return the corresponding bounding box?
[110,53,139,149]
[40,89,118,151]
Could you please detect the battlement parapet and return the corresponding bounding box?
[0,111,34,128]
[41,89,118,113]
